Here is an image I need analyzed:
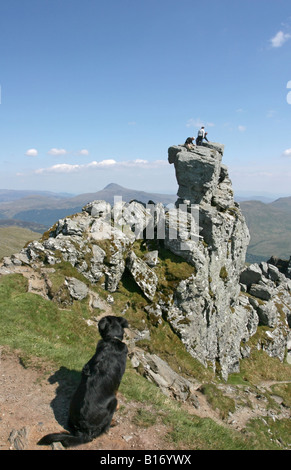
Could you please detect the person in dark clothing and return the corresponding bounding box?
[184,137,195,150]
[196,127,209,146]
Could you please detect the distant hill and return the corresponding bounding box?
[0,226,41,260]
[0,189,73,202]
[0,219,46,233]
[269,196,291,212]
[0,184,177,228]
[1,185,290,262]
[240,196,291,262]
[66,183,177,206]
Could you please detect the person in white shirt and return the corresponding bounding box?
[196,127,209,146]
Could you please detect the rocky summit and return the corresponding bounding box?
[167,143,290,379]
[1,142,290,383]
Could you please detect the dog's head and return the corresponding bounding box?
[98,315,129,341]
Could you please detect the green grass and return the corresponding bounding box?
[121,366,252,450]
[163,414,250,450]
[199,383,236,420]
[0,274,97,371]
[0,267,290,450]
[245,417,291,450]
[0,272,250,450]
[0,226,41,259]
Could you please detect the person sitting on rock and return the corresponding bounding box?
[196,127,209,146]
[184,137,195,150]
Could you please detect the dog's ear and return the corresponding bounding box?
[98,316,110,335]
[117,317,129,329]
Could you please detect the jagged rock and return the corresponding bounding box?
[259,328,287,362]
[104,245,126,292]
[143,250,159,267]
[90,244,106,281]
[249,282,273,301]
[268,255,291,279]
[166,143,251,380]
[126,251,158,300]
[144,303,163,325]
[57,218,85,237]
[240,264,262,287]
[248,297,278,327]
[267,264,281,282]
[83,200,111,218]
[168,143,227,206]
[116,200,152,239]
[65,277,89,300]
[130,348,200,406]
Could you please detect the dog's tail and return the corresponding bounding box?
[37,431,92,448]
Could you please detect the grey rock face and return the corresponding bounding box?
[268,255,291,279]
[240,264,263,287]
[126,251,158,300]
[165,142,290,378]
[130,348,200,405]
[166,143,251,379]
[168,144,222,206]
[65,277,89,301]
[239,259,291,362]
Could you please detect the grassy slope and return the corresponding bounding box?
[0,226,41,259]
[0,244,290,450]
[0,273,248,450]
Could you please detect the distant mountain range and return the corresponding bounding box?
[0,184,290,262]
[0,189,73,203]
[0,184,177,230]
[240,197,291,262]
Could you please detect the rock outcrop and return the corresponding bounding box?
[166,143,252,379]
[0,141,290,383]
[268,255,291,280]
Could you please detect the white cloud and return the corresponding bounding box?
[36,163,80,174]
[87,159,117,169]
[35,159,167,175]
[25,148,38,157]
[48,148,67,156]
[282,148,291,157]
[270,30,291,48]
[238,125,246,132]
[79,149,89,156]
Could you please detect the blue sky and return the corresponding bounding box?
[0,0,291,197]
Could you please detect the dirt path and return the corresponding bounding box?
[0,348,174,451]
[1,347,290,451]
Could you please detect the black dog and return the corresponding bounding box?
[38,315,128,448]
